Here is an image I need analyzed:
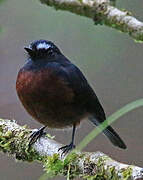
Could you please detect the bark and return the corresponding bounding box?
[0,118,143,179]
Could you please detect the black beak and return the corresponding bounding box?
[24,47,33,54]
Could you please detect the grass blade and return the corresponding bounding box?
[76,98,143,151]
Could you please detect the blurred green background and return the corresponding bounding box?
[0,0,143,179]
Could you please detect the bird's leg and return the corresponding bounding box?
[29,126,47,147]
[58,124,76,155]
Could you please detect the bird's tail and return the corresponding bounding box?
[90,118,127,149]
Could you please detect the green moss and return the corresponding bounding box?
[45,133,55,139]
[44,153,124,180]
[0,121,42,162]
[121,166,132,180]
[121,9,132,16]
[83,160,133,180]
[83,157,120,180]
[77,0,82,3]
[93,2,108,25]
[43,152,80,179]
[0,119,134,179]
[43,154,63,177]
[134,37,143,43]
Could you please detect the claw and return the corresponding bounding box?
[29,126,46,147]
[58,143,75,156]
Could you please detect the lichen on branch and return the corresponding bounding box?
[40,0,143,42]
[0,118,143,179]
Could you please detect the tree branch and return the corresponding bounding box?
[40,0,143,42]
[0,119,143,179]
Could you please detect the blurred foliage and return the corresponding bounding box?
[0,0,5,4]
[0,0,5,33]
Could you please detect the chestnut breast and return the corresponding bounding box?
[16,65,87,128]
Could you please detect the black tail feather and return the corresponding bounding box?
[103,126,126,149]
[90,118,126,149]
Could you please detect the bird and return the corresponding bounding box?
[16,39,126,154]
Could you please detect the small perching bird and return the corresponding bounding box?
[16,40,126,154]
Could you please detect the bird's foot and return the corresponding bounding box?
[58,143,75,156]
[29,126,46,147]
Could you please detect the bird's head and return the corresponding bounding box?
[24,40,61,60]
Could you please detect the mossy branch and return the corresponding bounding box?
[40,0,143,42]
[0,119,143,179]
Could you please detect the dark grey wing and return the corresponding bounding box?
[59,62,106,121]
